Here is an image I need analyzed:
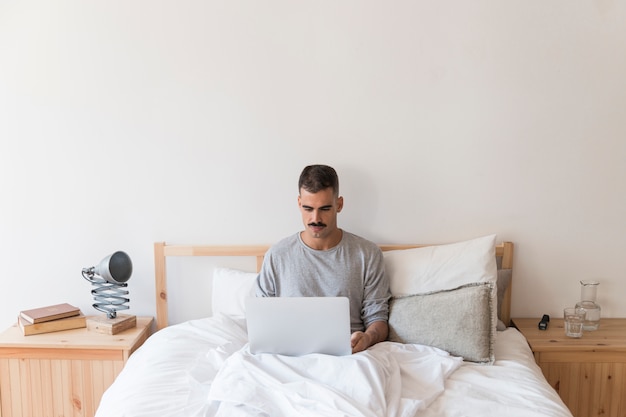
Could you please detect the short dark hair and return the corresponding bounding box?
[298,165,339,196]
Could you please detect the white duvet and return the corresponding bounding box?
[96,314,572,417]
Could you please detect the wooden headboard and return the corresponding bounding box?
[154,241,514,331]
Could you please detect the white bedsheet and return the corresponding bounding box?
[95,314,572,417]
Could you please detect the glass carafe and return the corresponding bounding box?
[575,280,601,330]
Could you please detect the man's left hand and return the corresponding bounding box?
[350,321,389,354]
[350,331,372,354]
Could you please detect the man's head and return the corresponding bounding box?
[297,165,344,249]
[298,165,340,197]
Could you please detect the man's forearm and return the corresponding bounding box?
[365,320,389,346]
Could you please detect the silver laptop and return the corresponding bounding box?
[245,296,352,356]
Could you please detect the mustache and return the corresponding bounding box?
[308,222,327,227]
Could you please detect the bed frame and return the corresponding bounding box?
[153,241,514,331]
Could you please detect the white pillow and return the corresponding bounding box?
[212,267,257,317]
[383,234,497,296]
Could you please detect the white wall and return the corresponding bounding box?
[1,1,625,331]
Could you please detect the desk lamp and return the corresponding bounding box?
[82,251,136,334]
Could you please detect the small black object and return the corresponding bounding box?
[538,314,550,330]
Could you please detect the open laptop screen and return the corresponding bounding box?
[245,296,351,356]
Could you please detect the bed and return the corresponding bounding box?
[95,235,573,417]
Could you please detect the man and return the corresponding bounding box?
[255,164,390,353]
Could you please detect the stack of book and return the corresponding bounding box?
[18,303,86,336]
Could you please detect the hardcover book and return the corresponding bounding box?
[17,313,86,336]
[19,303,81,324]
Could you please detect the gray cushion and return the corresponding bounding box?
[496,268,512,330]
[388,282,496,364]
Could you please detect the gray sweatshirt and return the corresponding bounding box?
[255,231,390,333]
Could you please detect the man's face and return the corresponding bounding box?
[298,187,343,243]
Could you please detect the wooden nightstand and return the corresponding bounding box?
[0,316,153,417]
[513,317,626,417]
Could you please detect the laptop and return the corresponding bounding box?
[245,296,352,356]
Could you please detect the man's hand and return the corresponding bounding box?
[350,331,372,353]
[351,320,389,354]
